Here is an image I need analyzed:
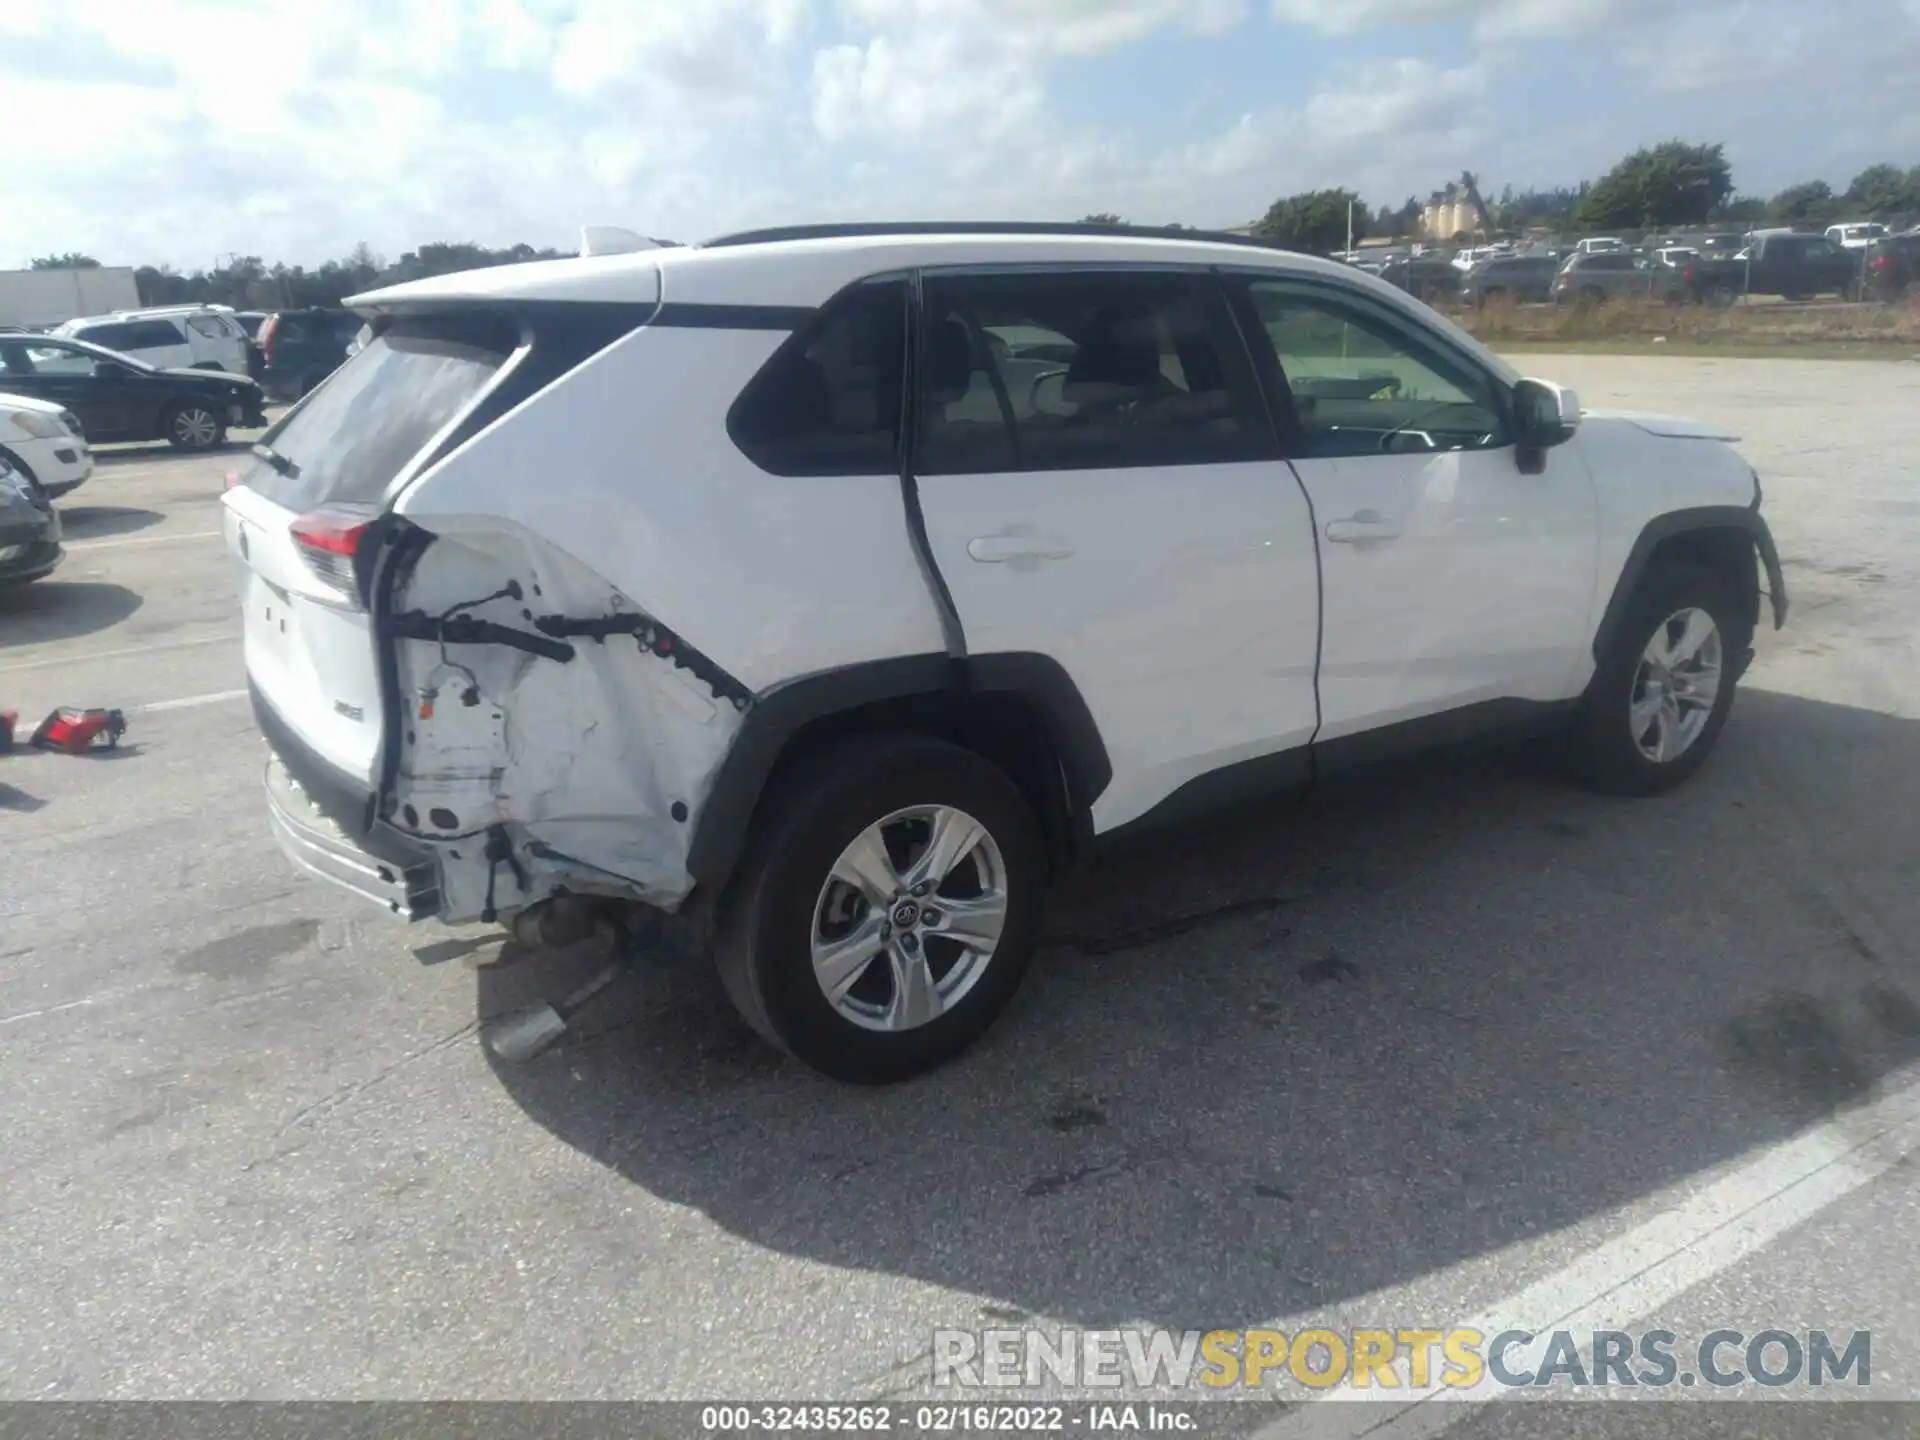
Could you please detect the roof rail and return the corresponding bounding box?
[698,220,1287,251]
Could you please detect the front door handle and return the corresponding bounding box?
[966,533,1075,563]
[1324,511,1401,544]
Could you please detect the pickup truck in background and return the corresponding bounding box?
[1680,233,1860,305]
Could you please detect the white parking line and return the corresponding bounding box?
[1255,1071,1920,1437]
[137,688,249,714]
[65,529,222,551]
[0,633,236,674]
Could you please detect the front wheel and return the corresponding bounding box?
[715,734,1047,1083]
[1567,563,1748,795]
[163,402,225,451]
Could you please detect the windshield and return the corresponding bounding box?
[242,315,516,512]
[0,334,157,375]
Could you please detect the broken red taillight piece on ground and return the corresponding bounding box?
[30,707,127,754]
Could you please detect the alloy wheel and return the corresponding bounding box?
[810,805,1009,1033]
[173,407,218,448]
[1630,606,1723,763]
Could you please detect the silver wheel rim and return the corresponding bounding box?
[811,804,1009,1033]
[1630,606,1722,763]
[174,408,217,446]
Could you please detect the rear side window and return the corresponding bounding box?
[242,315,515,511]
[76,320,179,351]
[916,269,1267,475]
[728,280,907,476]
[186,315,233,339]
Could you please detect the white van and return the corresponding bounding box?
[54,306,252,374]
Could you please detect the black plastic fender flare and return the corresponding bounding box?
[685,652,1112,894]
[1590,503,1788,664]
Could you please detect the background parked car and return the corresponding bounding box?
[1377,256,1463,303]
[254,308,364,400]
[1864,231,1920,300]
[1826,222,1889,251]
[1682,232,1860,304]
[54,306,251,374]
[1461,255,1560,307]
[0,391,90,498]
[0,332,266,450]
[1552,252,1685,305]
[0,449,61,586]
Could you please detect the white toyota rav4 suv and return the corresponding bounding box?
[225,222,1787,1082]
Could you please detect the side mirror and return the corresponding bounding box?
[1513,378,1579,473]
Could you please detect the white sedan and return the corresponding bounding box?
[0,390,92,498]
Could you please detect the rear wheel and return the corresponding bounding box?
[1568,563,1747,795]
[716,734,1046,1083]
[163,402,225,451]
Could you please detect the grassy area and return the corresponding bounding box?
[1450,294,1920,361]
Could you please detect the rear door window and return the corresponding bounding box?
[915,269,1267,475]
[241,315,516,511]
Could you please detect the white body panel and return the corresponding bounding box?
[394,323,948,689]
[1292,440,1599,738]
[0,392,91,493]
[915,459,1322,833]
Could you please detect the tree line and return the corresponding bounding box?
[24,142,1920,298]
[1094,143,1920,255]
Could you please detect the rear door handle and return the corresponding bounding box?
[966,533,1075,563]
[1324,512,1401,544]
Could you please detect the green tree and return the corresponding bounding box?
[1713,194,1767,223]
[1768,180,1838,224]
[31,252,101,269]
[1576,141,1733,229]
[1844,164,1920,219]
[1080,212,1124,226]
[1252,188,1367,254]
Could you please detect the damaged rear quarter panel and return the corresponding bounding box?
[386,521,745,922]
[382,311,944,922]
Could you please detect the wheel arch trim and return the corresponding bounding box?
[685,651,1111,895]
[1591,504,1788,663]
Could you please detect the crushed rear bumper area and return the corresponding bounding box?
[265,754,441,920]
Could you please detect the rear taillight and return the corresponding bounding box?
[290,503,375,597]
[258,315,279,365]
[1684,264,1694,281]
[1870,255,1890,271]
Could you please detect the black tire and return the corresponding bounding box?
[1568,562,1749,796]
[1580,286,1607,306]
[715,733,1047,1083]
[1706,282,1738,310]
[162,401,226,451]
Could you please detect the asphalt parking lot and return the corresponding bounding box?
[3,355,1919,1425]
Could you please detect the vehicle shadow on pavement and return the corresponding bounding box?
[479,686,1920,1331]
[54,505,164,539]
[0,581,141,649]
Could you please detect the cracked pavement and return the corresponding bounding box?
[2,355,1918,1419]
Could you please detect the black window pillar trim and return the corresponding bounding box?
[900,267,968,662]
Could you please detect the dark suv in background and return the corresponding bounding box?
[1865,232,1920,300]
[254,309,362,400]
[1552,251,1685,305]
[1461,255,1560,307]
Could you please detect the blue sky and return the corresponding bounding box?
[2,0,1917,270]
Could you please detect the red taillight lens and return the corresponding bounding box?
[1684,264,1694,281]
[258,315,279,364]
[1870,255,1890,271]
[290,503,375,596]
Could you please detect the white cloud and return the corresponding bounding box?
[0,0,1911,272]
